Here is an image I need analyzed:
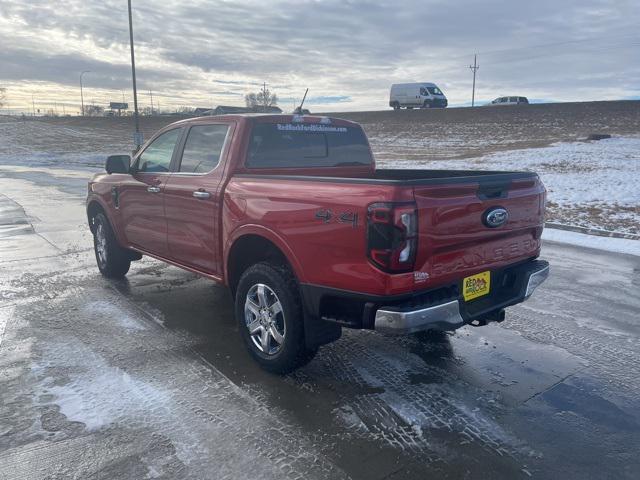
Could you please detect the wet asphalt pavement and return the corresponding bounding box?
[1,166,639,479]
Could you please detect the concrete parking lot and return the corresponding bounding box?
[1,155,639,478]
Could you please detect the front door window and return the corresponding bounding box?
[136,129,181,173]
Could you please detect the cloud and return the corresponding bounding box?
[1,0,639,112]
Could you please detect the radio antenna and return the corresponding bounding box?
[294,88,309,114]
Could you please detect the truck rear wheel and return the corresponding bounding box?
[235,262,317,374]
[92,212,131,278]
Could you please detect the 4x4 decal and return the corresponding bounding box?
[315,209,358,227]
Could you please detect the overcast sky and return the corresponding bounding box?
[1,0,638,113]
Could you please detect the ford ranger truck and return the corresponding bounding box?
[87,114,549,373]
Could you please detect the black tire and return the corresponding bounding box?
[92,212,131,278]
[392,102,400,110]
[422,101,432,109]
[235,262,316,374]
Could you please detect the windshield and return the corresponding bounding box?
[246,122,373,168]
[427,87,443,95]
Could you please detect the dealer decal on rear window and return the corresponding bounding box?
[276,124,347,133]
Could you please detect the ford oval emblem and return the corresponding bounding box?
[483,207,509,228]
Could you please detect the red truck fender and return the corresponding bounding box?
[223,223,307,288]
[86,195,127,247]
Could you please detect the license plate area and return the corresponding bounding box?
[463,271,491,301]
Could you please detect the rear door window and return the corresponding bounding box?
[246,122,373,168]
[509,97,518,103]
[178,124,229,173]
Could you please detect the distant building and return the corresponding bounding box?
[193,107,214,116]
[212,105,251,115]
[255,105,283,114]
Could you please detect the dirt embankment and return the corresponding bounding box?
[1,100,639,160]
[328,100,640,161]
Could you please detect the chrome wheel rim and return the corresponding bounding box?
[244,283,285,355]
[95,223,107,266]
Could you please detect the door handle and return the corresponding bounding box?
[192,190,210,199]
[147,186,161,193]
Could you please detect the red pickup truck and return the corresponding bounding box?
[87,114,549,373]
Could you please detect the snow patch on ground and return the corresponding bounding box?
[34,339,171,431]
[0,306,13,349]
[543,228,640,257]
[84,300,147,331]
[0,153,106,171]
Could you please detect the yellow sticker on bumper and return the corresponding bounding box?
[463,271,491,301]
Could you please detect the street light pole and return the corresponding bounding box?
[80,70,91,116]
[128,0,142,150]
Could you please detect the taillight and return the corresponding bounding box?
[367,202,418,272]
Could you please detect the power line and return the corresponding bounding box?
[478,32,638,58]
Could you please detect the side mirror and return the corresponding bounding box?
[105,155,131,174]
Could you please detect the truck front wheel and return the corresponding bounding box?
[92,212,131,278]
[235,262,316,374]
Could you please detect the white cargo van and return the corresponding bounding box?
[389,83,448,110]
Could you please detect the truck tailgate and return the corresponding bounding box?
[412,175,545,287]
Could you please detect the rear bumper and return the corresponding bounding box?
[300,258,549,335]
[375,260,549,334]
[375,299,464,334]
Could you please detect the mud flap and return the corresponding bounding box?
[303,312,342,349]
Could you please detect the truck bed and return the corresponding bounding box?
[237,168,537,186]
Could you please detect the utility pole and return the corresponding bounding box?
[469,54,479,107]
[149,90,154,115]
[80,70,91,116]
[262,81,267,112]
[128,0,142,149]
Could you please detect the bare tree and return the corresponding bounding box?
[0,87,6,109]
[245,83,278,111]
[84,104,104,116]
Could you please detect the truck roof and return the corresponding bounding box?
[168,114,361,128]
